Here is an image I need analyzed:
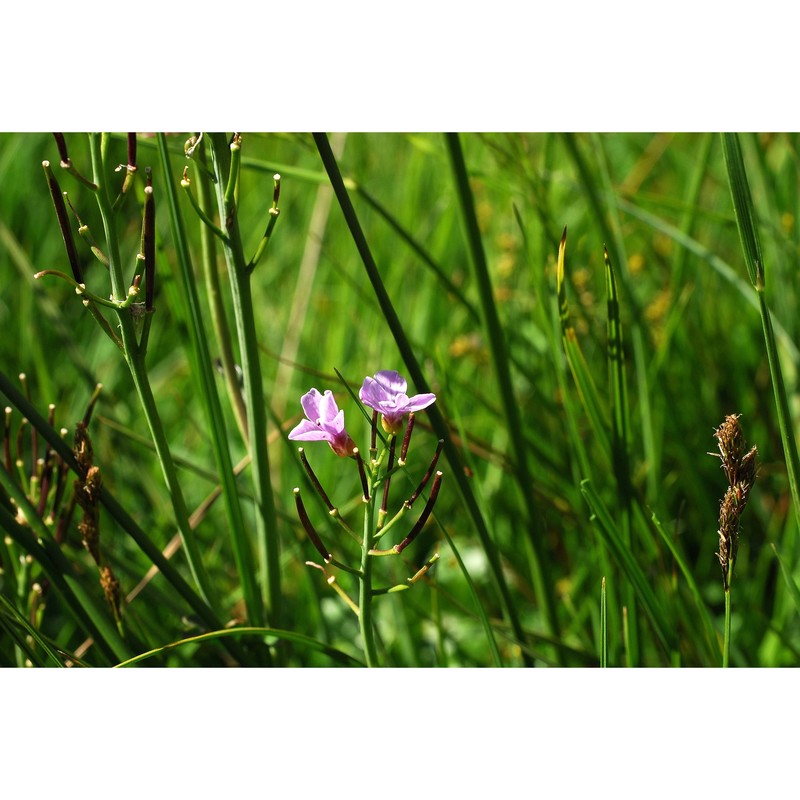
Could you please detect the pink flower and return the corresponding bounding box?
[359,370,436,434]
[288,389,356,457]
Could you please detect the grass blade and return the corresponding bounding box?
[157,134,265,629]
[206,133,282,628]
[604,246,638,665]
[113,626,363,668]
[722,133,800,535]
[650,511,721,664]
[581,479,673,657]
[0,595,66,667]
[600,576,607,668]
[445,132,557,646]
[771,543,800,614]
[556,229,611,459]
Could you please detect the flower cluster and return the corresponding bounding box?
[288,369,442,625]
[288,370,435,454]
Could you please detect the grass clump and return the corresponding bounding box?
[0,131,798,667]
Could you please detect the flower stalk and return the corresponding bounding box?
[289,371,441,666]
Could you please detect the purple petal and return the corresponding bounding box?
[403,392,437,413]
[328,409,346,434]
[288,420,331,441]
[317,390,341,424]
[299,388,324,423]
[374,370,407,395]
[359,376,386,409]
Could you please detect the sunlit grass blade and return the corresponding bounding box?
[650,511,721,664]
[722,133,762,287]
[445,132,557,648]
[113,626,364,668]
[0,594,66,667]
[557,229,611,458]
[157,134,264,630]
[562,134,657,506]
[618,198,800,368]
[206,133,282,628]
[722,132,800,535]
[438,523,503,667]
[581,479,673,657]
[771,543,800,614]
[603,246,638,665]
[600,576,607,668]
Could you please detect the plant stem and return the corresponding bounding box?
[192,140,249,443]
[157,134,265,630]
[723,558,734,667]
[723,586,732,668]
[206,133,281,625]
[87,133,217,611]
[359,495,379,667]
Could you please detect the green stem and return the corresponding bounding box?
[600,576,607,668]
[87,133,217,612]
[207,133,281,625]
[157,134,264,629]
[723,583,732,668]
[192,141,249,443]
[359,496,379,667]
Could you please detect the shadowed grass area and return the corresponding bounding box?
[0,131,797,666]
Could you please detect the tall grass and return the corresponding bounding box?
[0,132,798,666]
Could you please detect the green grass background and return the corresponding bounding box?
[1,131,798,666]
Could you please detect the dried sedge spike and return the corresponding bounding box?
[717,487,738,580]
[82,465,102,505]
[76,466,102,564]
[714,414,745,485]
[100,565,122,622]
[73,421,93,474]
[712,414,758,589]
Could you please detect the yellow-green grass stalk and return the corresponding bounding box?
[722,133,800,538]
[581,479,673,658]
[445,132,558,652]
[205,133,282,628]
[603,246,639,666]
[157,135,265,632]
